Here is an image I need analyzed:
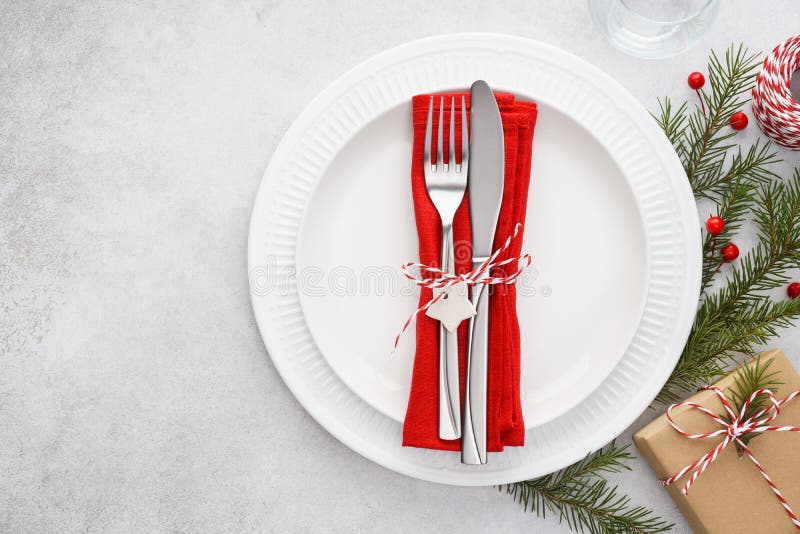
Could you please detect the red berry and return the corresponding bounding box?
[688,72,705,90]
[730,112,748,130]
[788,282,800,300]
[705,216,725,236]
[721,243,739,262]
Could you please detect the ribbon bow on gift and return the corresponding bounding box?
[662,386,800,529]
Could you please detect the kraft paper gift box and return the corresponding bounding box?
[634,349,800,534]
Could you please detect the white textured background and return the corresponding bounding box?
[2,1,800,532]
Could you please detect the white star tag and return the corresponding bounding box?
[425,281,476,332]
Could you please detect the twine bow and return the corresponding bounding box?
[661,386,800,529]
[393,223,532,349]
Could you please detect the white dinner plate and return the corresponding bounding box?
[248,33,701,485]
[296,92,649,428]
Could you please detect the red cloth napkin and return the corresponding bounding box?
[403,92,538,451]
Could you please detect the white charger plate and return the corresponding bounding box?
[248,33,701,485]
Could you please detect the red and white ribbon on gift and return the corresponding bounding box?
[752,35,800,150]
[661,386,800,529]
[393,222,532,350]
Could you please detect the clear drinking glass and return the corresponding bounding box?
[588,0,718,59]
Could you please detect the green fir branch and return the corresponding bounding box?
[501,443,673,534]
[664,298,800,402]
[653,98,688,154]
[726,354,783,451]
[729,354,783,421]
[709,140,782,197]
[654,45,800,403]
[670,44,763,199]
[660,172,800,402]
[699,179,757,293]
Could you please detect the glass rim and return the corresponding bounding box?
[618,0,716,25]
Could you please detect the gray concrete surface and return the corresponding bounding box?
[2,1,800,532]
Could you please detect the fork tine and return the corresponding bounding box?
[437,96,444,171]
[424,97,434,172]
[448,96,456,172]
[460,95,468,172]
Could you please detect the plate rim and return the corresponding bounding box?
[248,32,701,485]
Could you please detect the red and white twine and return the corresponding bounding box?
[752,35,800,150]
[393,223,531,349]
[661,386,800,529]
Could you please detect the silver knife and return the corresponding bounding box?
[462,80,505,465]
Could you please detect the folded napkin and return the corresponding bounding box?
[403,92,538,451]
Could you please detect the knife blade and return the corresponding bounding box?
[462,80,504,465]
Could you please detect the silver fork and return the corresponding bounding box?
[423,95,469,440]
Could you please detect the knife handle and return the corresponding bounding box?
[462,272,489,464]
[438,223,461,440]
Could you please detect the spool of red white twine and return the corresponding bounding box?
[752,35,800,150]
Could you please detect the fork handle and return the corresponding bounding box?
[438,222,461,440]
